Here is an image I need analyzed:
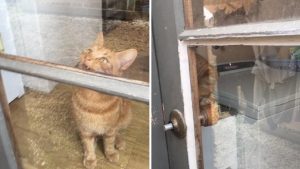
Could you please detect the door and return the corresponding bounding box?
[153,0,300,169]
[152,0,194,169]
[151,32,170,169]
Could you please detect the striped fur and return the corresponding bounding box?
[196,53,219,125]
[72,33,137,169]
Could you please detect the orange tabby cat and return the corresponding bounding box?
[72,32,137,169]
[196,53,219,125]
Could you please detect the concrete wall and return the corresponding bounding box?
[14,0,103,18]
[4,0,102,92]
[0,0,25,102]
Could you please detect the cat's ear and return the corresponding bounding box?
[116,49,137,70]
[93,32,104,49]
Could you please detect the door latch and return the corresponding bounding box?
[164,109,187,138]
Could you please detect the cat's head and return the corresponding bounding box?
[79,32,137,76]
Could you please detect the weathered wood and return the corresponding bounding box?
[180,20,300,40]
[182,0,204,29]
[0,72,22,169]
[182,35,300,46]
[182,0,205,168]
[187,47,204,169]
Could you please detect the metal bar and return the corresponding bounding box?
[0,53,149,103]
[0,72,21,169]
[164,123,174,131]
[179,20,300,44]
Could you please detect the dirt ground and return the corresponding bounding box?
[104,20,149,82]
[10,84,148,169]
[8,19,149,169]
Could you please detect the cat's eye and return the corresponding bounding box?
[97,57,109,63]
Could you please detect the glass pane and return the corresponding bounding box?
[0,0,149,82]
[192,0,300,28]
[1,73,149,169]
[195,45,300,169]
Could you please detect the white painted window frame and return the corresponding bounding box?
[177,19,300,169]
[180,20,300,46]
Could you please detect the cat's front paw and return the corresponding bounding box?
[106,152,119,163]
[83,156,97,169]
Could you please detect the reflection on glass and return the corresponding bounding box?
[202,0,300,27]
[197,45,300,169]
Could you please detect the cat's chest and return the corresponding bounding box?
[73,88,121,114]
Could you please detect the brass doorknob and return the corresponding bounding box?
[164,109,187,138]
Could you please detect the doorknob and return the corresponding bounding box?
[164,109,187,138]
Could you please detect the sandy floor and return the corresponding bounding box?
[104,20,149,82]
[9,84,148,169]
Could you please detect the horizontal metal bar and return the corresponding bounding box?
[0,53,149,103]
[179,20,300,45]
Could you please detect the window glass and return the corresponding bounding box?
[0,0,149,82]
[0,0,149,168]
[195,45,300,169]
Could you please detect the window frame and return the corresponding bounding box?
[180,20,300,46]
[0,53,149,103]
[179,1,300,169]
